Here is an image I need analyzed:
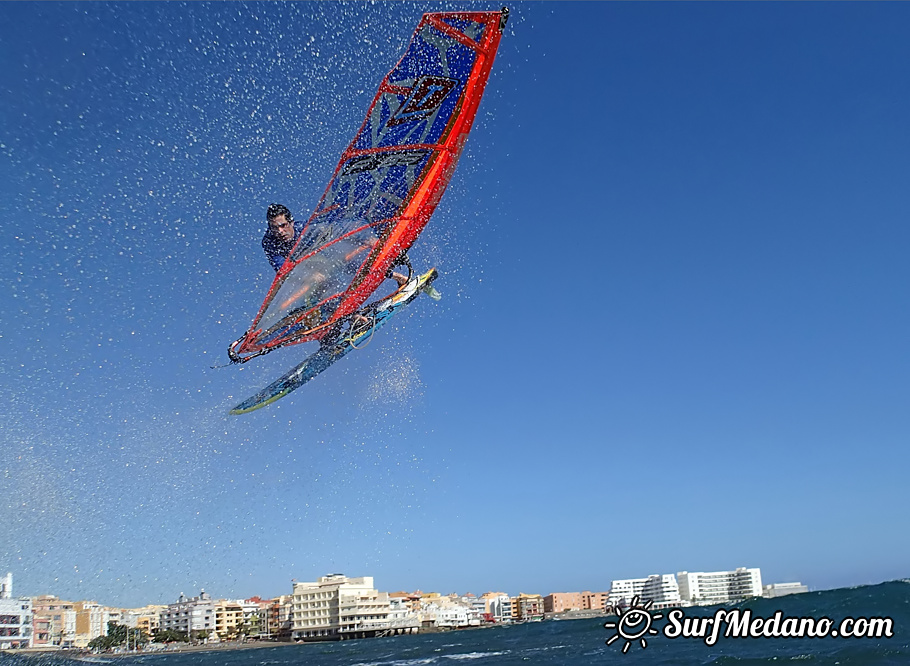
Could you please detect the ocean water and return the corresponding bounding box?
[3,581,908,666]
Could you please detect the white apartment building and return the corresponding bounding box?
[463,596,487,622]
[387,597,420,634]
[422,603,469,628]
[763,582,808,598]
[0,573,32,649]
[239,598,263,628]
[677,568,763,605]
[641,574,684,609]
[159,591,215,637]
[608,577,648,607]
[291,574,392,641]
[416,595,482,628]
[609,575,685,609]
[483,594,513,623]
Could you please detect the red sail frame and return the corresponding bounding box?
[233,10,507,361]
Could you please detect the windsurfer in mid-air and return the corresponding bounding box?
[228,7,504,410]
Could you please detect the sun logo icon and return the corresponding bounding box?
[604,596,662,654]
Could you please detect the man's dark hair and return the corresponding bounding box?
[267,203,293,223]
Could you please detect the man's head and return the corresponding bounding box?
[267,203,295,242]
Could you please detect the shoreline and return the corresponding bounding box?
[106,640,301,658]
[8,623,521,659]
[5,640,300,659]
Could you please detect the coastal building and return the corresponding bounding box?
[513,593,544,621]
[545,591,611,617]
[422,603,470,628]
[581,591,610,612]
[387,592,422,632]
[213,600,244,640]
[544,592,583,614]
[460,594,487,620]
[105,607,124,626]
[462,594,487,624]
[246,596,282,639]
[417,594,481,628]
[609,575,683,609]
[392,598,421,633]
[121,605,165,635]
[275,595,294,640]
[0,573,32,649]
[641,574,683,609]
[291,574,396,641]
[238,598,263,634]
[415,593,456,628]
[389,592,419,612]
[416,591,443,608]
[30,595,76,648]
[677,568,763,605]
[608,577,648,607]
[159,591,215,638]
[763,582,809,598]
[449,595,483,626]
[73,601,109,648]
[481,593,512,623]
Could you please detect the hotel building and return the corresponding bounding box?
[677,568,763,605]
[122,605,165,635]
[609,575,684,609]
[641,574,683,609]
[608,577,648,606]
[291,574,395,641]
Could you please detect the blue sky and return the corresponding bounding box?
[1,2,908,608]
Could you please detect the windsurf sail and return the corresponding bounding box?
[230,8,508,362]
